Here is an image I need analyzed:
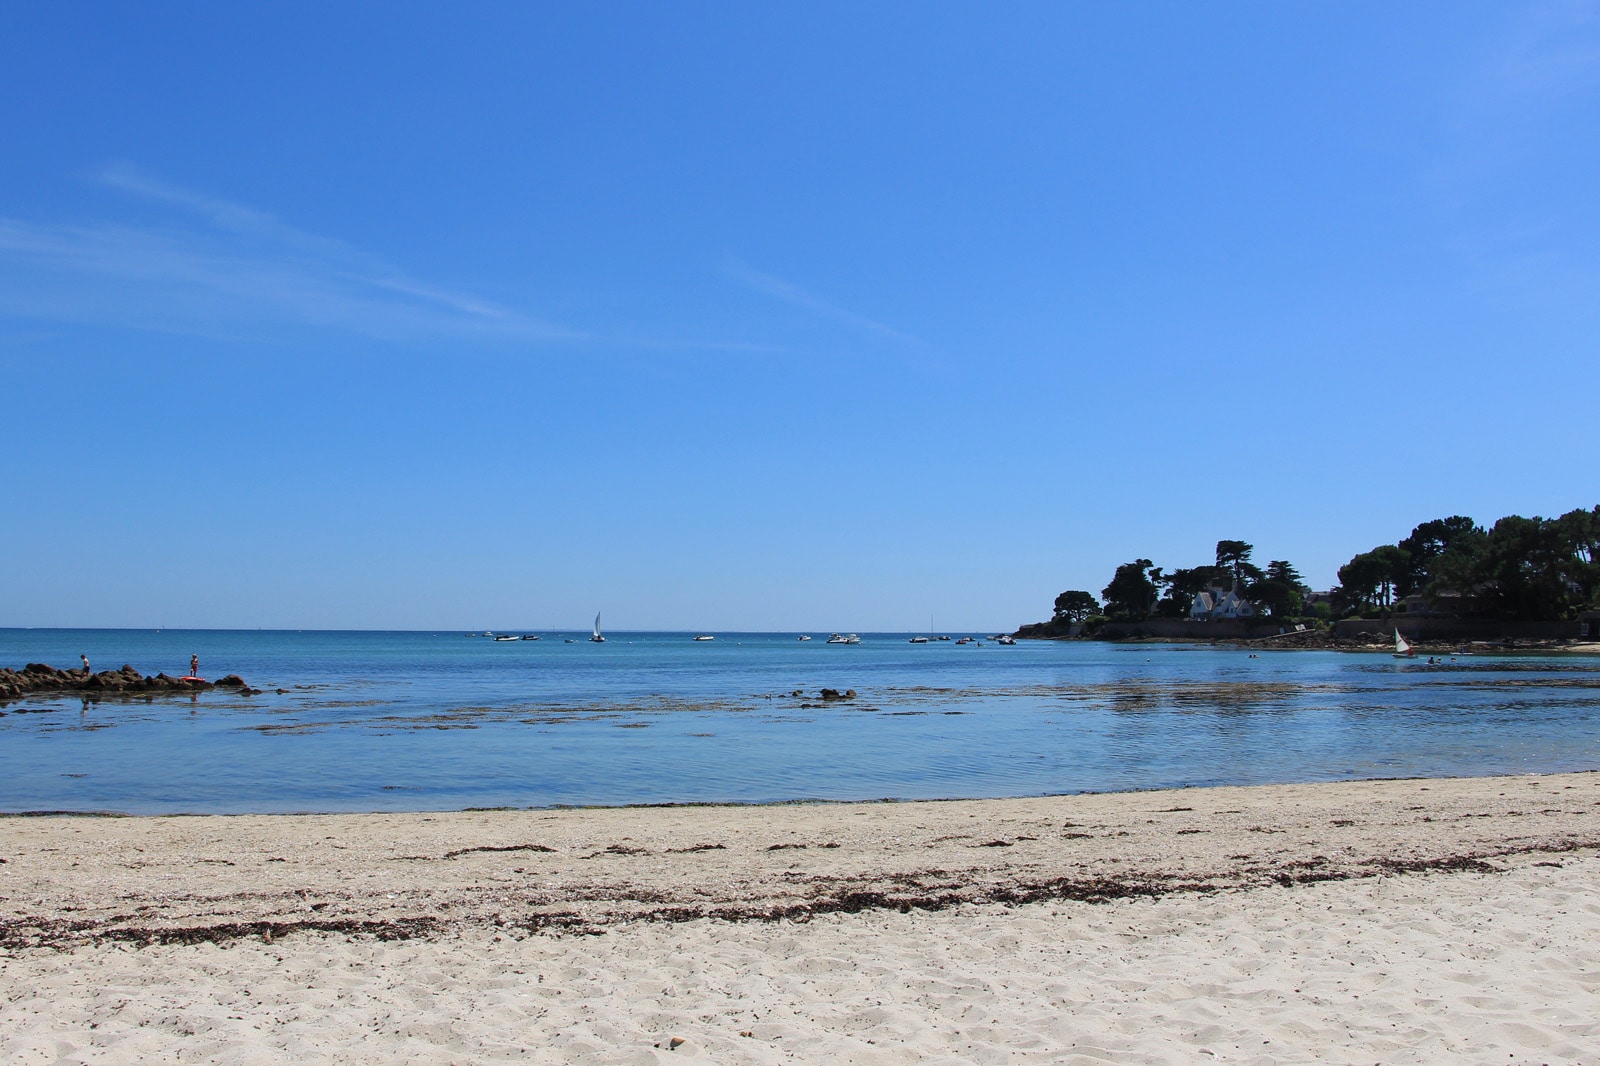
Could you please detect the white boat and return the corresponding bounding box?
[826,633,861,645]
[908,636,930,644]
[590,612,606,643]
[493,634,518,641]
[1392,629,1415,658]
[693,634,715,641]
[797,635,812,641]
[995,635,1017,646]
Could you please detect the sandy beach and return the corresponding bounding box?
[3,772,1598,1063]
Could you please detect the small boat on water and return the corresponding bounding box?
[590,612,606,643]
[1393,629,1415,658]
[826,633,861,645]
[520,634,540,640]
[995,635,1017,645]
[693,634,715,641]
[909,636,930,644]
[797,635,812,641]
[493,634,519,641]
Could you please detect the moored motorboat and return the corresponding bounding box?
[693,634,715,641]
[826,633,861,645]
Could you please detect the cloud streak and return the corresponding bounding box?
[725,255,919,345]
[0,164,583,342]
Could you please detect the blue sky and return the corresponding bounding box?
[3,2,1597,631]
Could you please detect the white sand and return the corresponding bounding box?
[3,772,1598,1064]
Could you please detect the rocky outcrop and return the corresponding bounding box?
[0,664,253,703]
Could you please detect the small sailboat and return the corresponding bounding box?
[590,612,606,643]
[1392,629,1415,659]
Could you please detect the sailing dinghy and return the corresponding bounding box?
[1392,629,1415,658]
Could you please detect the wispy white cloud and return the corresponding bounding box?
[725,254,919,345]
[0,163,584,342]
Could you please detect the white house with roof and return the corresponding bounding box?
[1190,586,1257,620]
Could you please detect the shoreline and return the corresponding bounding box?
[5,772,1598,1063]
[5,764,1599,821]
[1019,632,1600,653]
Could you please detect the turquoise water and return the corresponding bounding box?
[2,629,1598,814]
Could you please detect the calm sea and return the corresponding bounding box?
[2,629,1598,815]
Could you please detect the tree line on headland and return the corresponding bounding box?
[1032,505,1600,634]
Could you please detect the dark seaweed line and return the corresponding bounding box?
[441,843,558,859]
[4,839,1593,953]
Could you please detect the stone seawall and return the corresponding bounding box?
[1333,618,1580,642]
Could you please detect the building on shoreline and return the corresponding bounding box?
[1189,586,1257,621]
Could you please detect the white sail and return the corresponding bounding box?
[1394,629,1410,654]
[593,612,602,639]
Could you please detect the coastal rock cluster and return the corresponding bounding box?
[0,663,255,703]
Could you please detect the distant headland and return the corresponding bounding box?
[1016,506,1600,648]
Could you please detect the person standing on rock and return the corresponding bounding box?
[80,654,90,675]
[190,654,199,679]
